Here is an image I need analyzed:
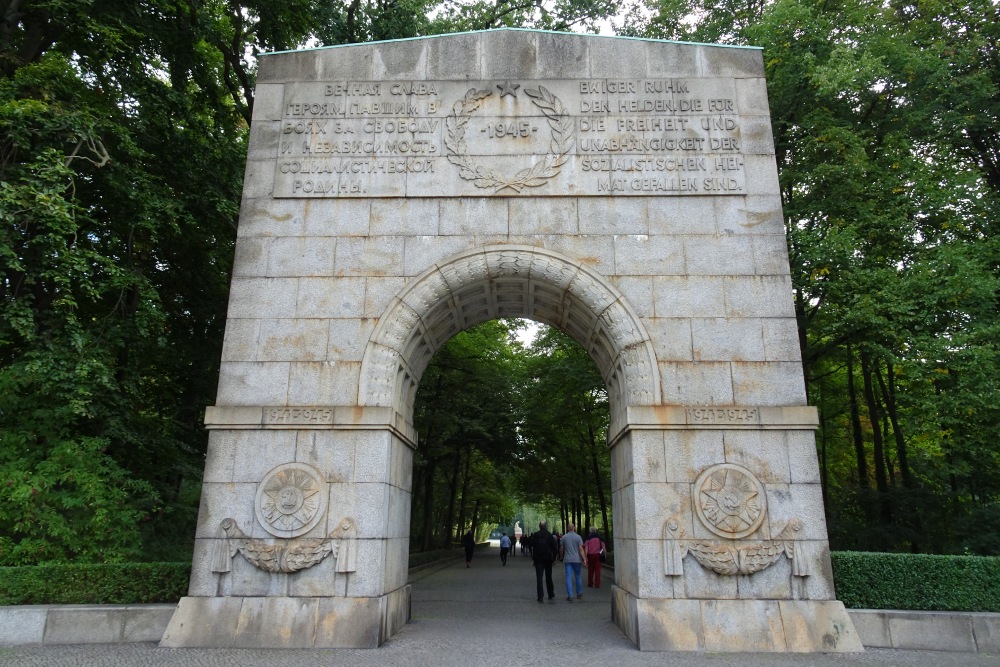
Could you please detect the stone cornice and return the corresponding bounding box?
[203,405,417,448]
[608,405,819,447]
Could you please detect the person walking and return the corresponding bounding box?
[499,531,511,566]
[530,521,557,603]
[584,526,606,589]
[462,529,476,568]
[559,522,586,602]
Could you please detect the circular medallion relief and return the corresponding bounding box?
[693,463,767,539]
[255,463,328,538]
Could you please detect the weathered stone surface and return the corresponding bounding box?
[121,605,176,642]
[848,609,892,648]
[161,597,243,647]
[635,598,705,650]
[0,606,47,645]
[621,598,861,652]
[972,613,1000,653]
[887,611,978,652]
[779,600,865,652]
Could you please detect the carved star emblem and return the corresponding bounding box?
[700,469,761,533]
[497,80,520,98]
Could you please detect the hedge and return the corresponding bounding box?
[831,551,1000,612]
[0,563,191,605]
[0,549,479,605]
[6,551,1000,609]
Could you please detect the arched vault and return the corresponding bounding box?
[359,245,660,433]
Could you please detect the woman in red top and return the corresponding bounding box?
[584,527,606,588]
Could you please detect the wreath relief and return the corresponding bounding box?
[445,84,575,193]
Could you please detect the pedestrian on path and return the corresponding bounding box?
[462,529,476,568]
[559,523,586,602]
[531,521,557,602]
[500,532,511,565]
[584,527,606,589]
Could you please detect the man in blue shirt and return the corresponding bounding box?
[499,532,511,565]
[559,523,586,602]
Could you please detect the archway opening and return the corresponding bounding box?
[407,317,617,635]
[409,318,613,557]
[355,246,656,630]
[359,245,661,437]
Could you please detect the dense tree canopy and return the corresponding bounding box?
[411,320,612,548]
[2,0,998,563]
[625,0,1000,553]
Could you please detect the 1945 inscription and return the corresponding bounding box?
[271,78,751,198]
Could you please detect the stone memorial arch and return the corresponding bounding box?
[162,29,862,652]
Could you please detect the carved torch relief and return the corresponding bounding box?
[212,463,357,590]
[664,463,808,578]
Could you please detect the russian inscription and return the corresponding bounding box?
[688,407,760,425]
[273,78,748,198]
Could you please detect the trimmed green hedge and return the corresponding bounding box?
[6,551,999,610]
[0,549,480,605]
[0,563,191,605]
[832,551,1000,612]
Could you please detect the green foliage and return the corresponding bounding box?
[0,548,481,604]
[427,0,621,34]
[516,326,612,535]
[1,4,244,564]
[411,321,613,549]
[0,563,191,605]
[622,0,1000,555]
[412,320,525,549]
[831,552,1000,612]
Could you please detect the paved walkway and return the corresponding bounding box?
[3,546,998,666]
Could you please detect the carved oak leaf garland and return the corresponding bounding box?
[445,85,575,193]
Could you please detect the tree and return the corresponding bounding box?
[619,0,1000,554]
[411,320,523,549]
[0,1,251,563]
[516,326,611,536]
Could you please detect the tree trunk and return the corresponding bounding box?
[877,360,913,489]
[861,350,892,524]
[818,378,830,510]
[587,424,610,532]
[847,345,871,490]
[470,498,480,539]
[442,446,462,544]
[420,458,437,550]
[455,446,472,542]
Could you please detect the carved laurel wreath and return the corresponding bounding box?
[445,85,575,193]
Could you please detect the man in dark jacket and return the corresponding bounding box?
[531,521,558,602]
[462,530,475,568]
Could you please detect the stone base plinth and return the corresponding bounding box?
[612,586,863,652]
[160,587,410,649]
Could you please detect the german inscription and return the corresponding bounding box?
[273,78,747,197]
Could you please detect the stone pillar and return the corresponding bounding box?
[609,408,861,651]
[161,409,413,648]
